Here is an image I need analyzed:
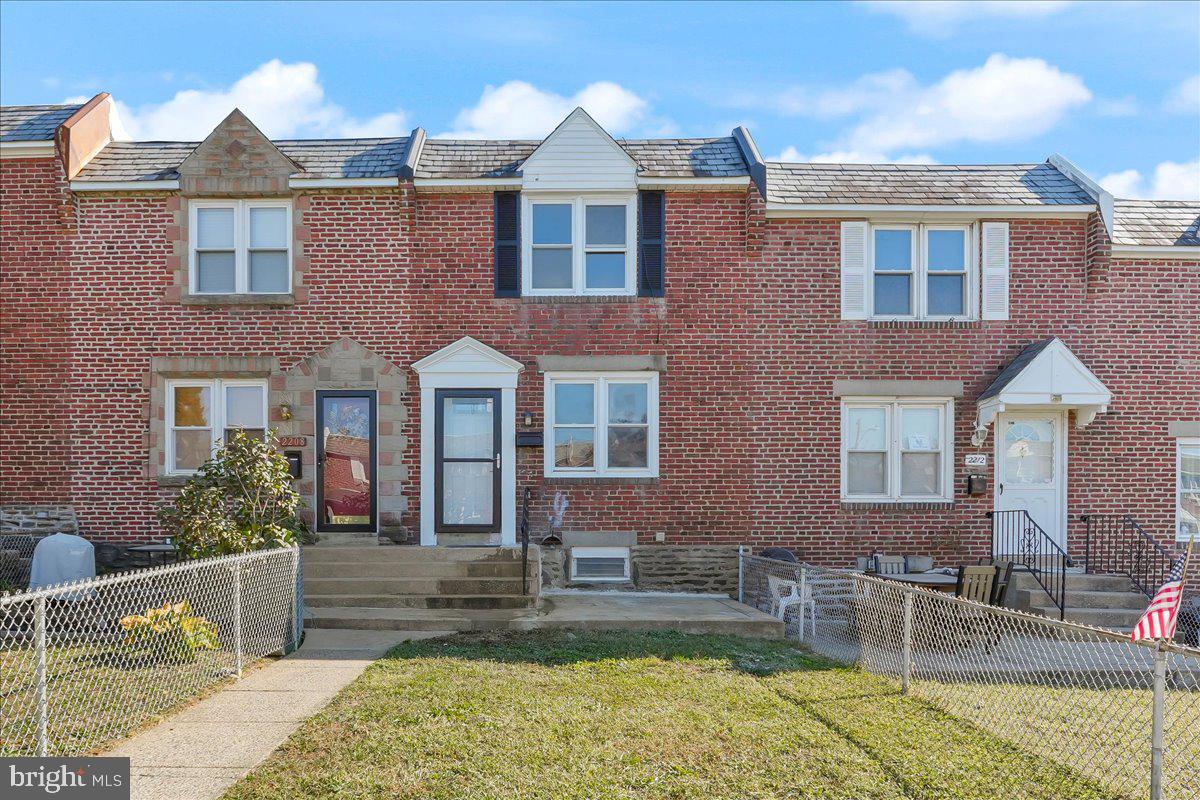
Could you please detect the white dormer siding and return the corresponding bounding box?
[520,108,638,192]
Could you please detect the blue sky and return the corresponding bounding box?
[2,0,1197,198]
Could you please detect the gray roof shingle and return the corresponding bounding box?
[978,338,1056,401]
[413,136,749,179]
[1112,199,1200,247]
[764,162,1093,206]
[0,103,83,142]
[72,137,413,181]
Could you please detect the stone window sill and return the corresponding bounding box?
[841,500,955,511]
[156,475,191,488]
[544,477,660,486]
[181,293,295,307]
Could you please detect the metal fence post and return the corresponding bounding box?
[290,546,303,654]
[737,546,747,604]
[901,590,913,694]
[232,560,243,679]
[1150,643,1166,800]
[34,595,49,757]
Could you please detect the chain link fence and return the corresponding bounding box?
[739,553,1200,800]
[0,547,302,757]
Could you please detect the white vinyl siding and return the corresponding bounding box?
[1179,438,1200,542]
[523,194,637,296]
[166,379,268,475]
[841,398,955,502]
[189,199,292,295]
[544,372,659,478]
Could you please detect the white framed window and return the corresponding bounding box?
[165,379,268,475]
[544,372,659,478]
[1179,438,1200,542]
[522,194,637,296]
[189,199,292,295]
[570,546,631,582]
[870,223,973,320]
[841,398,954,502]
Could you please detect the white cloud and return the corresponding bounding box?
[860,1,1074,35]
[773,145,937,165]
[113,60,408,141]
[1164,75,1200,115]
[439,80,649,139]
[1099,160,1200,200]
[842,54,1091,153]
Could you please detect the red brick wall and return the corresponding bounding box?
[0,158,72,503]
[1,172,1196,564]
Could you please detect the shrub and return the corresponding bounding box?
[158,430,306,559]
[119,600,219,663]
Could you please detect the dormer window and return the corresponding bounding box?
[189,199,292,295]
[523,195,637,296]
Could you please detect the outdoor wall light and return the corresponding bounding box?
[279,403,293,421]
[522,411,534,426]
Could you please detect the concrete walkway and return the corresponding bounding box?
[105,629,448,800]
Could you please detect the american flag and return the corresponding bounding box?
[1131,554,1188,642]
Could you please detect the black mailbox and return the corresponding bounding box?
[966,474,988,496]
[285,451,303,479]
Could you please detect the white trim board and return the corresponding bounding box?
[0,141,56,159]
[1111,245,1200,261]
[765,203,1096,219]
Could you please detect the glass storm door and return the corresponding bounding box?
[995,412,1064,549]
[435,389,501,534]
[316,391,377,533]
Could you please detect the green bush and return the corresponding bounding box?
[120,600,219,663]
[158,430,307,558]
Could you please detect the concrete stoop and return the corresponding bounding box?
[302,545,784,638]
[1010,571,1149,631]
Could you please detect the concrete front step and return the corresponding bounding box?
[306,593,538,610]
[303,545,526,563]
[303,576,535,595]
[1011,572,1136,593]
[304,560,528,579]
[1013,587,1147,610]
[1027,604,1144,630]
[311,533,380,547]
[307,606,533,632]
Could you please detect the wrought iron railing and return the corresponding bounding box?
[519,486,531,596]
[1080,513,1179,599]
[987,510,1071,620]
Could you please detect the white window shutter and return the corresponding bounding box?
[980,222,1010,320]
[840,221,868,320]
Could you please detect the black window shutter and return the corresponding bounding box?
[638,191,665,297]
[494,191,521,297]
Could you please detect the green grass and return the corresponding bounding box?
[223,631,1123,800]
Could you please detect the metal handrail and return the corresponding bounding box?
[1080,514,1179,598]
[519,487,531,596]
[987,510,1071,620]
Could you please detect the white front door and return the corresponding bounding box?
[994,412,1066,549]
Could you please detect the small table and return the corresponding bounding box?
[128,544,179,567]
[875,571,958,592]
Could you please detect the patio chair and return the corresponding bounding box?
[954,565,997,603]
[875,555,906,575]
[767,572,817,640]
[989,561,1015,607]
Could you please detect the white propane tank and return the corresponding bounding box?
[29,533,96,592]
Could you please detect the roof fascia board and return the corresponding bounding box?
[731,126,766,198]
[1048,153,1114,238]
[398,126,425,180]
[414,177,521,188]
[765,202,1097,218]
[411,175,749,189]
[0,141,56,158]
[1111,244,1200,261]
[289,177,400,188]
[70,179,180,191]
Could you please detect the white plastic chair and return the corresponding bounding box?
[767,571,817,640]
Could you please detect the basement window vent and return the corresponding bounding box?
[570,546,630,582]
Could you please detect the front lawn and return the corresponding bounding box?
[223,631,1119,800]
